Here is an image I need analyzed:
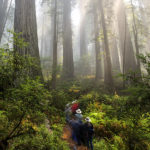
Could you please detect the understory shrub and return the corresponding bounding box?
[9,125,69,150]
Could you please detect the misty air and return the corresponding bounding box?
[0,0,150,150]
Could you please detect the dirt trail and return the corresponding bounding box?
[62,125,87,150]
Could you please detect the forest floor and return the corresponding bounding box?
[62,125,87,150]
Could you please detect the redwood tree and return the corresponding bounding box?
[14,0,43,78]
[0,0,9,43]
[99,0,113,87]
[117,0,137,74]
[62,0,74,79]
[79,0,87,58]
[93,1,103,80]
[52,0,58,88]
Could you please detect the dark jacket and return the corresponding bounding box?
[69,120,82,133]
[83,122,94,138]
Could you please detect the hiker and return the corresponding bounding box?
[69,118,82,146]
[83,117,94,150]
[79,122,87,146]
[65,103,71,122]
[71,100,79,114]
[75,109,83,123]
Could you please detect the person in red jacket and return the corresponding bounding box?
[71,100,79,114]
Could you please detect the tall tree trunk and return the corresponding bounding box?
[79,0,87,58]
[99,0,113,87]
[131,0,141,76]
[52,0,58,89]
[116,0,137,74]
[14,0,43,79]
[40,14,45,58]
[80,18,87,58]
[110,30,121,74]
[138,0,150,52]
[0,0,9,43]
[106,0,121,75]
[94,1,103,80]
[62,0,74,79]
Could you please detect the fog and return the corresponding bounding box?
[1,0,150,83]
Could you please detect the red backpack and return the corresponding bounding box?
[71,103,79,113]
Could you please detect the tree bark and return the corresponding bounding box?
[110,32,121,75]
[131,0,141,77]
[99,0,113,87]
[116,0,137,74]
[0,0,9,43]
[93,1,103,80]
[79,0,87,58]
[40,14,45,58]
[14,0,43,79]
[105,0,121,76]
[62,0,74,79]
[52,0,58,89]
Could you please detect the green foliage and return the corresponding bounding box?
[0,34,68,150]
[0,47,39,99]
[94,138,127,150]
[8,78,50,112]
[10,125,69,150]
[78,86,150,150]
[10,30,29,49]
[1,33,150,150]
[139,53,150,75]
[94,139,110,150]
[123,54,150,113]
[50,90,71,111]
[78,91,99,111]
[75,55,92,76]
[0,78,50,143]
